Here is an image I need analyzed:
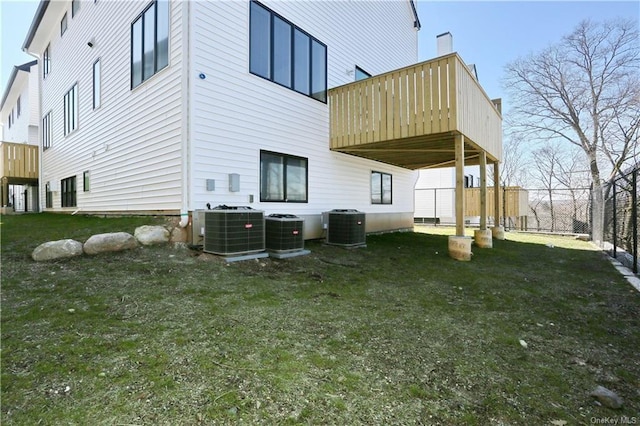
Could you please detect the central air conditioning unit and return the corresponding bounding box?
[326,209,366,247]
[203,206,265,256]
[265,214,305,254]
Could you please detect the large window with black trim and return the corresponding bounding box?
[371,171,392,204]
[61,176,77,208]
[64,83,78,136]
[260,150,308,202]
[42,111,52,150]
[131,0,169,88]
[250,1,327,102]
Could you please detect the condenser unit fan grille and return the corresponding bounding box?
[204,208,265,255]
[326,209,366,247]
[266,214,304,252]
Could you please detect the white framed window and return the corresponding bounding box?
[64,84,78,135]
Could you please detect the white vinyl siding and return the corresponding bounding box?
[39,0,183,212]
[190,1,418,227]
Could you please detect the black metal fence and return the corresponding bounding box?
[525,188,591,234]
[604,167,639,273]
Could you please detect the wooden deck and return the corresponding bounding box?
[1,142,39,182]
[329,53,502,169]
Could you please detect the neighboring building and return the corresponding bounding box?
[0,60,40,211]
[22,0,502,241]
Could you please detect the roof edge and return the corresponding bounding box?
[409,0,421,30]
[1,61,37,110]
[22,0,50,53]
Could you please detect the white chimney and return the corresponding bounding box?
[437,32,453,56]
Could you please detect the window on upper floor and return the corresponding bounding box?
[8,110,12,128]
[249,1,327,103]
[42,111,52,150]
[355,66,371,81]
[17,96,21,117]
[131,0,169,89]
[371,171,392,204]
[72,0,80,17]
[43,45,51,79]
[61,13,68,35]
[64,84,78,136]
[61,176,77,207]
[260,150,308,202]
[93,59,101,109]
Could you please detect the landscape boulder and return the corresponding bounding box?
[32,239,84,261]
[590,385,624,409]
[134,225,170,246]
[83,232,138,255]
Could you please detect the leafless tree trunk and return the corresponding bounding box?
[505,19,640,245]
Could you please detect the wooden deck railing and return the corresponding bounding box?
[0,142,39,180]
[329,53,502,162]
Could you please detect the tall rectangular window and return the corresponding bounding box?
[72,0,80,17]
[131,0,169,88]
[293,29,309,94]
[45,182,53,208]
[83,171,90,192]
[42,111,52,150]
[64,84,78,135]
[93,59,101,109]
[249,1,327,103]
[371,171,392,204]
[17,96,21,117]
[61,176,77,207]
[43,45,50,78]
[61,13,68,35]
[260,150,308,202]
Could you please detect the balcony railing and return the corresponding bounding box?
[1,142,39,181]
[329,53,502,169]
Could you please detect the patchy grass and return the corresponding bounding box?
[1,215,639,425]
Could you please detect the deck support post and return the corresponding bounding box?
[492,161,505,240]
[474,151,492,248]
[479,151,487,230]
[449,134,472,260]
[455,135,465,237]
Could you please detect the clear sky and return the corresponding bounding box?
[1,0,638,106]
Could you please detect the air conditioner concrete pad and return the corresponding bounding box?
[268,249,311,259]
[223,252,269,263]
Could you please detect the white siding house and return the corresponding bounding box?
[23,0,421,239]
[1,60,40,211]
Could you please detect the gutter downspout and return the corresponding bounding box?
[24,48,43,213]
[178,0,191,227]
